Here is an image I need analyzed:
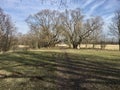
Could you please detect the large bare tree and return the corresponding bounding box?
[60,9,103,49]
[26,9,61,48]
[0,8,16,52]
[85,17,103,49]
[26,8,103,49]
[109,10,120,51]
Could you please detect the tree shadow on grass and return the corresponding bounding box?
[0,51,120,90]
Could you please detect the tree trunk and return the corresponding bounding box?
[68,44,72,48]
[73,43,78,49]
[85,44,88,48]
[119,35,120,51]
[93,43,95,49]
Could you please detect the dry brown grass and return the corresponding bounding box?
[80,44,119,50]
[56,44,119,50]
[0,49,120,90]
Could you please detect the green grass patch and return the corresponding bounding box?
[0,49,120,90]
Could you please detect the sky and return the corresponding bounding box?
[0,0,120,34]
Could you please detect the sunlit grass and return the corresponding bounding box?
[0,49,120,90]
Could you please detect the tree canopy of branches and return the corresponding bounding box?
[109,10,120,51]
[26,8,103,49]
[0,8,16,52]
[84,17,103,49]
[21,0,79,8]
[26,9,61,48]
[60,9,103,48]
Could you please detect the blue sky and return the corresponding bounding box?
[0,0,120,34]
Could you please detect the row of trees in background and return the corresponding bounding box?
[0,7,120,51]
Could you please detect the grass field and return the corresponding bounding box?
[80,44,119,50]
[56,44,119,50]
[0,49,120,90]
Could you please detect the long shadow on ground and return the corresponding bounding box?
[0,50,120,90]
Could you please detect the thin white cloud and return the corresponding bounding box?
[87,0,106,15]
[104,0,120,10]
[2,0,20,8]
[0,0,120,34]
[82,0,95,8]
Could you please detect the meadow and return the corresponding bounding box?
[0,49,120,90]
[80,44,119,50]
[56,44,119,51]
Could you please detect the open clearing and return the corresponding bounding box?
[0,49,120,90]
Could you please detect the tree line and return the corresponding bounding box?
[0,7,120,51]
[25,8,103,49]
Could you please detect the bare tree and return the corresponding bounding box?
[86,17,103,49]
[60,9,103,49]
[0,8,16,52]
[109,10,120,51]
[25,8,103,49]
[60,8,83,48]
[26,9,61,48]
